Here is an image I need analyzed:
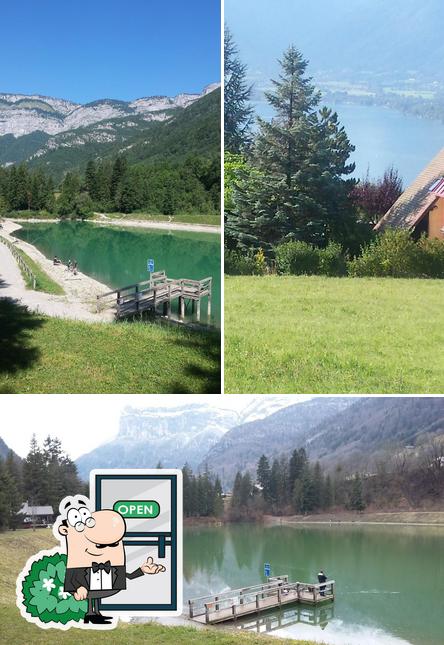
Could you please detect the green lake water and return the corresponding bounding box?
[183,523,444,645]
[14,222,221,325]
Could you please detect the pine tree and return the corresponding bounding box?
[257,455,271,501]
[348,473,366,512]
[224,25,253,153]
[213,477,224,517]
[110,156,128,205]
[229,45,356,251]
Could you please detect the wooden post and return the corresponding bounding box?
[239,590,243,605]
[188,600,194,618]
[163,301,168,316]
[278,588,281,605]
[135,284,139,313]
[313,586,316,603]
[196,298,201,322]
[205,604,210,624]
[297,583,301,601]
[232,604,237,621]
[180,296,185,319]
[153,285,157,312]
[256,593,260,612]
[215,595,219,611]
[207,292,212,320]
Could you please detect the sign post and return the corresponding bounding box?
[264,562,271,578]
[90,469,182,617]
[147,259,155,274]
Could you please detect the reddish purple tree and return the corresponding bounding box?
[351,166,403,227]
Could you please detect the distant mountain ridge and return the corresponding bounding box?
[75,403,239,480]
[0,84,220,178]
[0,84,219,137]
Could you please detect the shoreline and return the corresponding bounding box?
[6,215,221,234]
[264,511,444,527]
[0,220,114,322]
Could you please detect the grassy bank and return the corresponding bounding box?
[94,212,221,226]
[0,301,220,393]
[225,275,444,393]
[14,247,65,295]
[1,530,318,645]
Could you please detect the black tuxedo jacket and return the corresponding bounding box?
[64,564,143,593]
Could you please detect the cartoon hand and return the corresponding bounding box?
[140,556,166,574]
[74,586,88,601]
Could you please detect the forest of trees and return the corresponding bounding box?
[2,433,443,531]
[182,465,224,518]
[0,435,84,531]
[229,439,444,520]
[0,154,220,219]
[224,28,403,259]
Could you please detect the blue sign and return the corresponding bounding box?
[264,563,271,577]
[147,259,155,273]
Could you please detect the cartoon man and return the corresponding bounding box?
[57,495,165,625]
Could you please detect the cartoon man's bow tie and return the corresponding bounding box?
[92,561,111,573]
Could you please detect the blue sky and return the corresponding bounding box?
[1,0,220,103]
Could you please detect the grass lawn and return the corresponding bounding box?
[96,212,221,227]
[224,275,444,393]
[14,247,65,295]
[0,530,319,645]
[0,300,220,393]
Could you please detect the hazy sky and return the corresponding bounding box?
[1,0,220,103]
[1,395,308,459]
[225,0,444,85]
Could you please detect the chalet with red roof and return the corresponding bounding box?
[375,148,444,239]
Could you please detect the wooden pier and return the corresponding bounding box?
[188,576,335,625]
[96,270,212,323]
[238,603,335,634]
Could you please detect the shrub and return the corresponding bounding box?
[348,229,420,277]
[20,551,87,625]
[224,249,256,275]
[417,236,444,278]
[318,242,347,276]
[275,241,320,275]
[275,241,346,276]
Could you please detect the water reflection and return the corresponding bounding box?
[183,524,444,645]
[238,604,335,634]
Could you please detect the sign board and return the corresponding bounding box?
[90,469,182,617]
[264,563,271,577]
[147,259,155,273]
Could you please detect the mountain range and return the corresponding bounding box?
[0,84,220,178]
[76,397,444,487]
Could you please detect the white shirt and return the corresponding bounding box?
[89,567,113,591]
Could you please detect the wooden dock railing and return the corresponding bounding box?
[0,234,36,289]
[188,577,335,624]
[96,270,212,322]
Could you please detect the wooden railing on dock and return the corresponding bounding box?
[0,233,36,289]
[96,270,212,322]
[188,576,335,624]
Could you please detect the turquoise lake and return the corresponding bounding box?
[14,222,221,325]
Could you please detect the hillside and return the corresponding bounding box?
[0,85,220,180]
[200,397,354,485]
[202,397,444,485]
[0,437,20,462]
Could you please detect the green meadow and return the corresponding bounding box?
[224,275,444,393]
[0,300,220,394]
[0,530,319,645]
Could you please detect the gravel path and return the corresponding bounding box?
[0,221,114,322]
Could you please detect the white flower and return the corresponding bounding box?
[42,577,56,593]
[58,586,70,600]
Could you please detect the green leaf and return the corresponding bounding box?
[55,560,66,582]
[55,599,70,614]
[46,563,57,578]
